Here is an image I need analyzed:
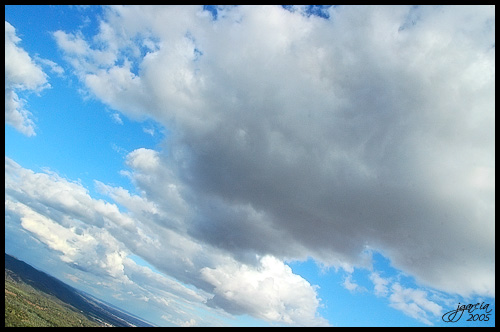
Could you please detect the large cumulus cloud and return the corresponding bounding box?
[52,5,495,298]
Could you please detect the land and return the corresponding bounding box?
[5,253,155,327]
[5,270,102,327]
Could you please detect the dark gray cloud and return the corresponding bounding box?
[58,5,494,297]
[139,5,493,297]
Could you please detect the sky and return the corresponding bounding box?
[4,5,495,327]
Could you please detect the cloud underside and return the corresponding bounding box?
[5,5,495,326]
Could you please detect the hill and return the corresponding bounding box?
[5,270,102,327]
[5,253,155,327]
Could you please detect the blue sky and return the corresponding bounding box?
[5,5,495,327]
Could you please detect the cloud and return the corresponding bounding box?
[55,5,494,298]
[5,156,327,326]
[179,319,197,327]
[388,283,443,326]
[5,198,131,283]
[370,272,390,298]
[111,112,123,124]
[6,194,221,325]
[53,30,90,56]
[201,255,329,326]
[5,21,50,136]
[36,56,65,76]
[368,271,443,325]
[142,126,155,136]
[5,22,49,91]
[5,89,37,137]
[342,274,367,294]
[7,4,494,326]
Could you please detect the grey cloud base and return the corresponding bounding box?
[62,5,494,297]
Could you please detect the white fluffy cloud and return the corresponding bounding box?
[5,22,48,91]
[201,255,329,326]
[5,156,327,326]
[5,21,50,136]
